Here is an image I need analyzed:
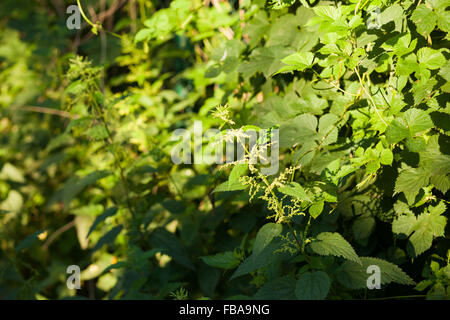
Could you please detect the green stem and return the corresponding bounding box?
[76,0,122,39]
[76,0,98,29]
[354,67,388,126]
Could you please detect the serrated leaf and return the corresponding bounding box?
[231,240,280,280]
[253,223,283,256]
[379,4,403,26]
[394,165,430,205]
[352,215,376,240]
[417,47,446,70]
[295,271,330,300]
[309,200,324,219]
[279,113,317,148]
[430,174,450,193]
[255,276,296,300]
[411,5,437,36]
[385,118,410,144]
[278,182,312,202]
[393,201,447,257]
[337,257,415,289]
[392,213,417,236]
[309,232,360,264]
[386,108,434,144]
[276,52,314,74]
[213,163,248,192]
[318,113,338,146]
[238,46,295,78]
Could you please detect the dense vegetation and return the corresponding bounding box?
[0,0,449,300]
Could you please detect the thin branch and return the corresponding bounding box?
[42,220,76,250]
[8,106,78,119]
[354,67,388,126]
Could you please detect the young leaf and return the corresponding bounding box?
[309,200,324,219]
[213,163,248,192]
[275,52,315,74]
[278,182,312,202]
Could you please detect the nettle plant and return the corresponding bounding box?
[195,0,449,299]
[3,0,449,300]
[61,0,448,299]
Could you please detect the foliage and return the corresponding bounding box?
[0,0,449,300]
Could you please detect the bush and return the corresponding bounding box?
[0,0,449,300]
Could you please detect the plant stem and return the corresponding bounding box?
[89,86,136,221]
[354,67,388,126]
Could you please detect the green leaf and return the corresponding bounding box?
[279,113,317,148]
[309,200,324,219]
[379,4,404,26]
[295,271,330,300]
[231,240,280,280]
[86,125,108,140]
[352,215,376,240]
[200,251,241,269]
[276,52,314,74]
[310,232,360,264]
[253,223,283,256]
[255,276,296,300]
[86,207,118,239]
[101,261,128,275]
[380,149,393,165]
[417,48,446,70]
[238,46,295,78]
[337,257,415,289]
[213,163,248,192]
[134,28,152,42]
[393,201,447,257]
[394,165,430,205]
[278,182,312,202]
[411,5,437,37]
[386,108,433,144]
[318,113,339,146]
[91,225,123,253]
[385,118,410,144]
[47,170,111,209]
[392,213,417,237]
